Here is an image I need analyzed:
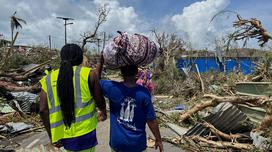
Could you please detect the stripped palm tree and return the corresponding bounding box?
[10,11,26,41]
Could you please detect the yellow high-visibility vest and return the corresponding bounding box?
[40,66,97,143]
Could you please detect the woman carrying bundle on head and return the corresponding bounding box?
[100,32,163,152]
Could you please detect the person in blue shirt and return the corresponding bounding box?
[99,58,163,152]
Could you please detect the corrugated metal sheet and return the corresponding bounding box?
[236,82,271,97]
[185,102,248,136]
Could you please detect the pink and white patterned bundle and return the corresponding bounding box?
[103,32,158,69]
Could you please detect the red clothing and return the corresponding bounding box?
[136,79,154,93]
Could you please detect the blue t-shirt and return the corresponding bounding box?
[100,80,156,152]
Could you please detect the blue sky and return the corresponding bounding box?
[0,0,271,50]
[119,0,272,23]
[120,0,204,21]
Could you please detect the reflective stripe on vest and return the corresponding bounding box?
[50,109,97,128]
[46,66,94,128]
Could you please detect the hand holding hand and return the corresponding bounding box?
[98,109,107,122]
[155,140,164,152]
[52,141,63,148]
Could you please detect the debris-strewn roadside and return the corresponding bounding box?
[1,34,272,152]
[153,57,272,151]
[0,38,60,150]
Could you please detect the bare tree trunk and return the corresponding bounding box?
[165,52,170,66]
[11,28,13,42]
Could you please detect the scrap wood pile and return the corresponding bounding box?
[0,40,59,150]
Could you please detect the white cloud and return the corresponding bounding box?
[171,0,231,50]
[93,0,142,34]
[0,0,147,49]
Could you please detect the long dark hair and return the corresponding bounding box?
[57,44,83,128]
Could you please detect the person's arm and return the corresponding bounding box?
[93,54,104,79]
[144,93,164,152]
[39,90,51,138]
[89,70,107,121]
[147,120,163,152]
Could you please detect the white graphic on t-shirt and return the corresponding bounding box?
[120,103,125,120]
[118,97,137,130]
[129,104,136,121]
[124,98,132,121]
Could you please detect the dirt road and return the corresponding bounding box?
[96,119,184,152]
[13,118,183,152]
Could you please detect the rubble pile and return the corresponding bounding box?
[1,41,272,151]
[0,44,59,150]
[153,66,272,151]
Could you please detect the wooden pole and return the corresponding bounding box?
[103,31,106,50]
[48,35,51,51]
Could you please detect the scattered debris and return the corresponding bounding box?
[236,82,272,96]
[6,122,33,134]
[154,75,272,151]
[0,104,15,114]
[10,92,38,114]
[238,104,266,124]
[185,102,250,138]
[166,123,189,136]
[1,12,272,152]
[250,131,272,150]
[175,105,187,110]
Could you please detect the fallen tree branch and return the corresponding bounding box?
[162,136,183,147]
[17,126,44,135]
[0,135,6,139]
[179,94,268,122]
[0,112,23,125]
[0,59,52,81]
[252,75,263,82]
[202,122,244,140]
[21,59,52,75]
[190,136,253,150]
[0,81,40,93]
